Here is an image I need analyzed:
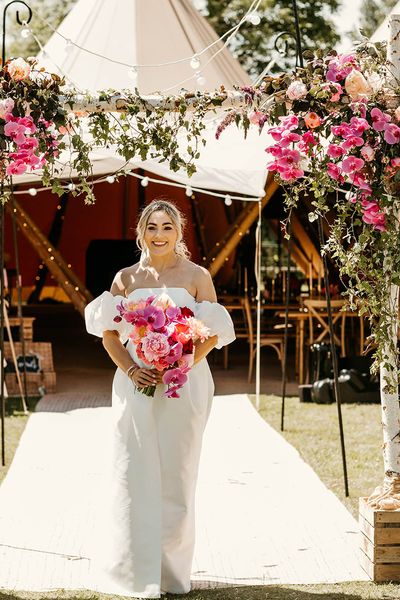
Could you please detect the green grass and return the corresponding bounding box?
[0,396,398,599]
[249,395,383,519]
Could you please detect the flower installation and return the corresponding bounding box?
[114,294,210,398]
[221,43,400,390]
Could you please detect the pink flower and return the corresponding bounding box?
[327,144,345,158]
[304,112,322,128]
[348,172,372,192]
[341,156,364,173]
[341,135,365,150]
[163,366,189,389]
[327,162,342,180]
[142,305,166,329]
[7,57,30,81]
[349,116,370,135]
[19,137,39,152]
[330,83,343,102]
[331,123,352,138]
[164,341,183,364]
[6,160,27,175]
[391,157,400,168]
[249,111,264,125]
[4,121,26,145]
[187,316,210,343]
[0,98,14,119]
[141,331,171,363]
[361,201,386,231]
[279,166,304,181]
[361,145,375,161]
[279,114,299,130]
[326,54,358,83]
[279,130,301,147]
[395,106,400,122]
[371,107,391,132]
[286,80,308,100]
[383,123,400,144]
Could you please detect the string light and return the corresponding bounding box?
[195,73,206,87]
[185,186,192,197]
[67,182,76,191]
[225,194,232,206]
[20,23,31,39]
[190,55,201,70]
[141,176,149,187]
[28,188,37,196]
[106,175,115,184]
[248,12,261,25]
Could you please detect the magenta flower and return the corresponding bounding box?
[341,135,365,150]
[327,144,345,158]
[371,107,391,132]
[327,162,342,180]
[348,172,372,192]
[383,123,400,144]
[326,54,358,83]
[341,156,365,173]
[279,130,301,147]
[164,341,183,365]
[279,114,299,129]
[279,166,304,181]
[162,366,189,388]
[6,160,27,175]
[331,123,352,138]
[142,305,166,329]
[4,121,26,145]
[349,116,370,135]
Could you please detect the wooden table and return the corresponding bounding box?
[277,310,365,385]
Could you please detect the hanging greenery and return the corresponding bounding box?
[221,42,400,391]
[0,56,227,204]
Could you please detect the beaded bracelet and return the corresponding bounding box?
[126,364,139,379]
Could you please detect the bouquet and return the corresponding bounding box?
[114,293,210,398]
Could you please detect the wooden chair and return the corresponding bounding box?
[303,298,347,356]
[240,295,285,382]
[219,294,249,370]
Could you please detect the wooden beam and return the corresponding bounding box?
[6,200,92,315]
[206,175,279,277]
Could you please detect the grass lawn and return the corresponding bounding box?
[1,395,398,599]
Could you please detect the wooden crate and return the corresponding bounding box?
[359,496,400,581]
[3,341,56,396]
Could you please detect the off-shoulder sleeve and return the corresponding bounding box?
[84,290,131,345]
[194,300,236,350]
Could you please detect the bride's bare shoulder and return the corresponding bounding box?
[110,263,141,296]
[186,260,217,301]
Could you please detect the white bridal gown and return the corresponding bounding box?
[84,286,235,598]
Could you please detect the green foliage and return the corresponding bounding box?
[349,0,399,41]
[202,0,342,77]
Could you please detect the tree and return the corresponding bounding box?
[201,0,342,78]
[6,0,76,60]
[349,0,398,41]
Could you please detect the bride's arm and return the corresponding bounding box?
[102,272,163,386]
[193,268,218,365]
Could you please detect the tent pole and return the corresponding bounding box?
[255,200,262,409]
[280,216,292,431]
[317,215,349,497]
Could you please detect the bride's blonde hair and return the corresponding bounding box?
[136,198,191,265]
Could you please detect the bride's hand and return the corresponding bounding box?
[131,367,164,387]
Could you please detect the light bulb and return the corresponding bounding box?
[224,194,232,206]
[64,39,74,52]
[67,182,76,191]
[21,27,31,39]
[185,186,192,197]
[28,187,37,196]
[196,73,206,87]
[106,175,115,184]
[248,12,261,25]
[128,67,138,83]
[190,55,201,70]
[141,176,149,187]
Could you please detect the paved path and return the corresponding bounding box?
[0,393,368,594]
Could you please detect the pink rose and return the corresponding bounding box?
[344,69,372,100]
[0,98,14,119]
[7,58,31,81]
[141,332,170,363]
[286,80,308,101]
[360,145,375,161]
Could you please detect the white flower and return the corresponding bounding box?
[286,80,308,101]
[344,69,372,100]
[0,98,14,119]
[7,57,30,81]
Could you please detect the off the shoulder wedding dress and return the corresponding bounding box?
[84,286,235,598]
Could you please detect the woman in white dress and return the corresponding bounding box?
[84,198,235,598]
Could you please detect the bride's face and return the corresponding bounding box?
[144,210,178,257]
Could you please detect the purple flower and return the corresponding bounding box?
[143,305,166,329]
[163,366,189,387]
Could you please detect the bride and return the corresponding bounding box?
[85,198,235,598]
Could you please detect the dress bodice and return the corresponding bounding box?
[84,287,236,350]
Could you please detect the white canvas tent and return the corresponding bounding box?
[21,0,272,199]
[370,1,400,42]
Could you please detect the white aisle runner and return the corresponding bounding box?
[0,394,368,594]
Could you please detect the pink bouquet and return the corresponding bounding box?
[114,294,210,398]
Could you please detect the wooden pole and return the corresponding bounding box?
[206,176,279,277]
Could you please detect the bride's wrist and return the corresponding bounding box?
[126,363,139,380]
